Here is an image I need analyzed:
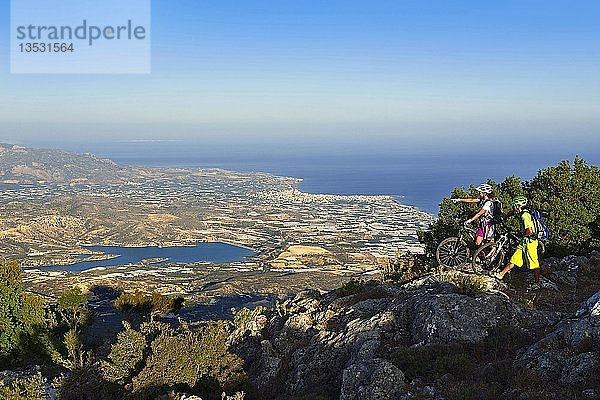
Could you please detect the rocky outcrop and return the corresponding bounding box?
[3,254,599,400]
[544,251,600,288]
[228,275,562,400]
[516,289,600,395]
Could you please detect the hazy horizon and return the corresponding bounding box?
[3,137,597,214]
[1,1,599,150]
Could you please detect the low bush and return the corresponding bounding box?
[391,344,476,382]
[435,271,489,297]
[336,279,365,297]
[390,327,541,400]
[101,320,250,400]
[56,366,125,400]
[231,306,267,329]
[114,291,184,316]
[0,373,46,400]
[380,251,430,282]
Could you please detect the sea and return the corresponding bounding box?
[55,141,600,215]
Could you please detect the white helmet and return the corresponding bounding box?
[475,183,493,194]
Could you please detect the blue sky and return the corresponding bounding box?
[0,0,599,154]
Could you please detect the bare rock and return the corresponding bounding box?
[340,358,405,400]
[516,290,600,389]
[409,292,554,345]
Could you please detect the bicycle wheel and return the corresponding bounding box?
[472,242,505,272]
[436,237,470,268]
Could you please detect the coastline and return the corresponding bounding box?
[0,144,433,272]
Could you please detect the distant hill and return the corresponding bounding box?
[0,143,132,184]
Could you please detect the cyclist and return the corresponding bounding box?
[494,196,541,288]
[451,183,495,247]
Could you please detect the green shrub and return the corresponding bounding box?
[390,327,542,400]
[132,321,245,395]
[391,345,476,382]
[0,261,50,364]
[56,366,125,400]
[380,251,429,282]
[0,373,46,400]
[102,321,147,384]
[102,320,249,399]
[61,328,93,371]
[435,271,489,297]
[443,381,503,400]
[113,291,184,316]
[337,279,365,297]
[57,287,92,331]
[232,306,267,329]
[419,157,600,258]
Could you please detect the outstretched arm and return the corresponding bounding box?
[451,198,479,203]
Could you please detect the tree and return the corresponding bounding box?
[526,156,600,255]
[0,261,49,364]
[57,287,92,332]
[419,157,600,258]
[51,287,93,371]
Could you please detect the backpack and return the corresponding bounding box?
[522,209,549,240]
[491,199,504,225]
[531,209,550,241]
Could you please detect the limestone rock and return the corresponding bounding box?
[340,358,405,400]
[516,290,600,388]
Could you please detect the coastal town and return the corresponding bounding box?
[0,144,432,269]
[0,143,433,301]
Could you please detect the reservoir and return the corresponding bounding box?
[36,242,255,272]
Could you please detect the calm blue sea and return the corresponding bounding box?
[104,154,600,214]
[61,142,600,214]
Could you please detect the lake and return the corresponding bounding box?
[35,242,256,272]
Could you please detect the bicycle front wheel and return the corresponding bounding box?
[472,242,505,272]
[436,237,470,269]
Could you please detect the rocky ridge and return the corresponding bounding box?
[2,255,600,400]
[227,253,600,400]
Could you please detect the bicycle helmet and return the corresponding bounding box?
[476,183,493,194]
[511,195,528,207]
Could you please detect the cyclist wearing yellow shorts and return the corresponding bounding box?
[494,196,540,287]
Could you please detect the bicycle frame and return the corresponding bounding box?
[457,219,478,246]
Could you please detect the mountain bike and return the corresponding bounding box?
[471,227,545,272]
[435,217,478,269]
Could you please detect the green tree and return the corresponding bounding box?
[57,287,92,331]
[526,156,600,255]
[419,157,600,258]
[0,261,49,364]
[50,287,93,371]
